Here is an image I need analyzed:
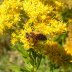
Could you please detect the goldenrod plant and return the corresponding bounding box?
[0,0,72,72]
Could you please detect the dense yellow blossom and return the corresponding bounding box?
[2,0,66,48]
[0,0,67,47]
[23,0,49,18]
[64,22,72,55]
[0,0,22,31]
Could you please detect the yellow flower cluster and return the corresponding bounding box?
[23,0,49,18]
[64,21,72,55]
[0,0,22,33]
[0,0,67,48]
[18,0,67,50]
[34,19,67,35]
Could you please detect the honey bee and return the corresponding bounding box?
[35,33,47,41]
[26,32,47,44]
